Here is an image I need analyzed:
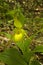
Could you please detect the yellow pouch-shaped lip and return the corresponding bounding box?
[14,33,23,42]
[13,29,25,42]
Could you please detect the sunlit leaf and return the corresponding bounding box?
[33,45,43,52]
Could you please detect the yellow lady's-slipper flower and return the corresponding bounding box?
[14,33,23,42]
[13,29,25,42]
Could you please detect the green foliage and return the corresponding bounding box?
[0,48,27,65]
[0,28,43,65]
[30,60,41,65]
[0,0,43,65]
[33,45,43,52]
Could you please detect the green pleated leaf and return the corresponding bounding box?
[30,60,41,65]
[3,32,12,39]
[23,50,34,64]
[6,10,15,17]
[33,45,43,52]
[0,32,11,39]
[0,48,27,65]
